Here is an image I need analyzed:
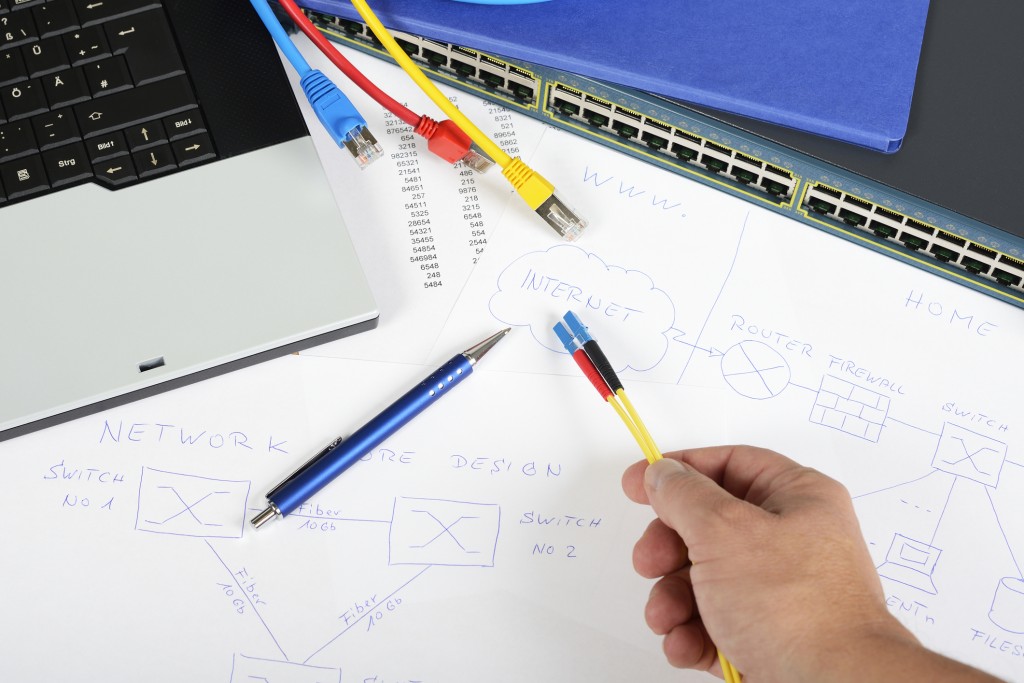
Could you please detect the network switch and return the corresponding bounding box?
[302,9,1024,310]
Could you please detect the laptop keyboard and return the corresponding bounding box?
[0,0,215,206]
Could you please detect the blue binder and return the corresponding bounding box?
[299,0,931,152]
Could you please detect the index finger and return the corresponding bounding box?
[622,445,809,507]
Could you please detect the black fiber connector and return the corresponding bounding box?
[582,341,623,393]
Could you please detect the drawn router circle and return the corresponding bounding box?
[720,341,791,400]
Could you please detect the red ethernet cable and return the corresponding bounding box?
[278,0,492,169]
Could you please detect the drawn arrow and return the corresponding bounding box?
[118,27,135,36]
[185,143,200,152]
[671,331,723,358]
[106,166,122,174]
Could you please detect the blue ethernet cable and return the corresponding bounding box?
[249,0,383,168]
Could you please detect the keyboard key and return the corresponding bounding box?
[171,132,213,166]
[43,67,89,106]
[106,9,182,85]
[163,109,205,140]
[0,118,35,161]
[32,108,78,149]
[63,24,109,65]
[0,10,37,49]
[22,35,69,77]
[85,128,126,162]
[1,78,45,120]
[92,153,135,186]
[132,142,172,177]
[0,151,47,197]
[74,74,195,138]
[0,46,24,86]
[41,139,90,186]
[33,2,80,38]
[74,0,158,26]
[124,118,162,149]
[83,54,130,96]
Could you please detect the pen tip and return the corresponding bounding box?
[463,328,511,365]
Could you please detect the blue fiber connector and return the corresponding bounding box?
[299,70,383,169]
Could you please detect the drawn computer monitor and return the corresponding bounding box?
[877,534,942,595]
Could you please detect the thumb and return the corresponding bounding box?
[644,458,746,542]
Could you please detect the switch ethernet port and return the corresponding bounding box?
[704,140,730,155]
[645,119,671,133]
[641,131,668,150]
[730,167,757,184]
[874,206,901,222]
[509,65,533,80]
[616,107,641,122]
[335,18,364,35]
[671,142,698,162]
[929,244,959,262]
[967,242,998,259]
[450,59,476,78]
[553,97,580,117]
[936,231,967,247]
[843,195,872,211]
[869,220,898,239]
[584,95,612,110]
[960,256,990,275]
[734,152,762,168]
[760,178,788,196]
[993,268,1022,287]
[612,120,639,139]
[478,70,505,88]
[815,184,842,199]
[421,48,448,68]
[674,129,701,144]
[509,83,534,100]
[838,208,867,227]
[583,109,609,128]
[807,197,836,215]
[701,154,728,174]
[899,232,928,250]
[395,38,419,56]
[764,164,792,180]
[904,218,934,235]
[999,254,1024,271]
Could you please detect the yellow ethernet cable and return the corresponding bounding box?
[349,0,588,240]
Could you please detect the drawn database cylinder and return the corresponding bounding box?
[989,577,1024,633]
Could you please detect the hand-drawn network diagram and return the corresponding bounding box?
[130,463,501,681]
[483,235,1024,665]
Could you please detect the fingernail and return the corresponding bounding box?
[644,458,685,491]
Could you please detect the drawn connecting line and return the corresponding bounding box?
[809,375,889,442]
[135,467,250,538]
[877,533,943,595]
[719,341,791,400]
[389,497,500,566]
[228,653,341,683]
[931,423,1008,487]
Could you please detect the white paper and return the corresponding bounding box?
[2,30,1022,683]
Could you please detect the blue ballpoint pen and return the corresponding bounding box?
[250,328,511,529]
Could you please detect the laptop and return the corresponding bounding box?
[0,0,378,442]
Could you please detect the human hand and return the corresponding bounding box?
[621,446,915,682]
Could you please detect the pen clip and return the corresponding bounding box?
[266,435,345,502]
